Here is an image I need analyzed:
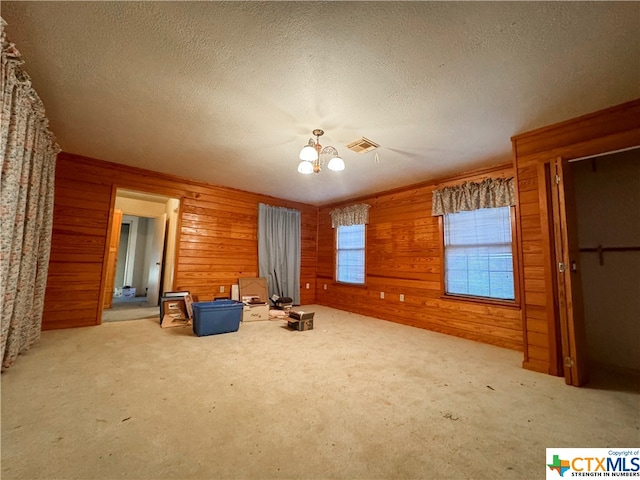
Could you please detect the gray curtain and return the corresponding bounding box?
[1,19,59,369]
[258,203,301,305]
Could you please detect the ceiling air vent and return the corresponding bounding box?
[346,137,379,154]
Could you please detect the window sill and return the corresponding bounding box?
[440,293,520,309]
[335,281,366,288]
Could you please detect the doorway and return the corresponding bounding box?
[102,189,181,323]
[571,149,640,376]
[549,147,640,386]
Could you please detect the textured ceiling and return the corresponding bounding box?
[3,1,639,205]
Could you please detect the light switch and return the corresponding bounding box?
[220,286,225,293]
[400,294,405,302]
[380,291,385,299]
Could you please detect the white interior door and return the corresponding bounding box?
[146,213,167,306]
[122,216,139,288]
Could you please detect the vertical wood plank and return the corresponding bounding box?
[316,163,524,351]
[44,153,318,330]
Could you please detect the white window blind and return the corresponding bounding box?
[336,224,365,284]
[443,206,514,300]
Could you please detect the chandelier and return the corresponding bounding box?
[297,129,345,174]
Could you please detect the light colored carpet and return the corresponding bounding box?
[102,301,159,323]
[2,306,638,480]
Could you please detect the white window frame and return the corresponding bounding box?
[442,206,516,302]
[335,224,366,285]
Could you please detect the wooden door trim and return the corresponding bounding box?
[104,209,123,310]
[550,158,589,386]
[97,184,119,325]
[170,197,185,292]
[549,158,573,384]
[538,161,563,376]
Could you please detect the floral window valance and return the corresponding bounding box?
[431,177,515,216]
[330,203,370,228]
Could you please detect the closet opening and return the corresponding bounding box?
[571,148,639,382]
[549,147,639,388]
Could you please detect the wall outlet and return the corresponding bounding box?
[306,283,310,289]
[399,294,405,302]
[380,291,385,299]
[220,286,225,293]
[324,284,327,290]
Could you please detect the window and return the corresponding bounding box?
[336,224,365,284]
[443,206,514,300]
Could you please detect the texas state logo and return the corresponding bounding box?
[548,454,571,477]
[546,448,640,479]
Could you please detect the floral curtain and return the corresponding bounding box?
[330,203,370,228]
[1,19,59,369]
[431,177,515,216]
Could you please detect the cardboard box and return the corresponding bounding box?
[238,277,268,304]
[242,304,270,322]
[122,287,136,298]
[159,292,192,324]
[288,318,314,331]
[288,311,314,331]
[160,298,191,329]
[239,277,269,321]
[288,310,314,321]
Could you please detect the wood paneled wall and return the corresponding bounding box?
[42,100,640,376]
[512,99,640,374]
[316,164,523,351]
[43,152,318,330]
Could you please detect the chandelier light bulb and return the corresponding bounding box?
[299,142,318,161]
[297,160,314,174]
[327,156,345,171]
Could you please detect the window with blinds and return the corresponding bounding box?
[336,224,365,285]
[443,206,514,300]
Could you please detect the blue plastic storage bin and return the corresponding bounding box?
[192,300,243,337]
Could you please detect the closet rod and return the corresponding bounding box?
[578,245,640,266]
[579,246,640,252]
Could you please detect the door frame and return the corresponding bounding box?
[98,186,183,323]
[512,99,640,381]
[103,208,123,310]
[540,151,639,385]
